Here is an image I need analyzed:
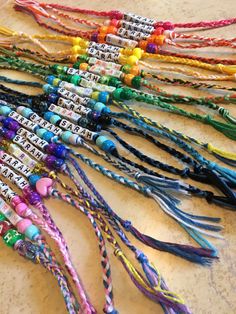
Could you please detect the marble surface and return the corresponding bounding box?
[0,0,236,313]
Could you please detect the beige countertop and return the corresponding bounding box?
[0,0,236,313]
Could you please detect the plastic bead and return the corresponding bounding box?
[53,78,61,87]
[70,75,81,86]
[16,219,32,234]
[92,91,100,101]
[0,106,12,116]
[3,229,25,247]
[154,35,165,45]
[138,40,148,50]
[15,202,28,216]
[42,131,54,142]
[146,43,157,53]
[72,37,82,46]
[36,128,47,139]
[124,74,135,86]
[44,111,54,121]
[112,88,123,100]
[97,33,107,43]
[54,144,68,158]
[94,102,107,113]
[61,131,72,143]
[29,174,41,186]
[0,212,5,221]
[133,48,143,59]
[91,32,98,42]
[48,93,59,104]
[127,55,138,66]
[50,115,61,125]
[25,224,40,240]
[98,91,109,103]
[46,75,55,85]
[11,196,23,208]
[79,63,89,71]
[153,27,164,35]
[131,76,142,88]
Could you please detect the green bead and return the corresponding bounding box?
[50,64,59,73]
[78,54,89,62]
[121,64,132,74]
[121,88,134,100]
[131,76,142,89]
[99,75,109,85]
[112,88,123,101]
[70,75,81,85]
[3,229,25,247]
[59,74,69,82]
[108,77,121,87]
[73,61,81,69]
[0,212,5,221]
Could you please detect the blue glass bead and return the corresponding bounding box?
[101,140,116,153]
[42,131,54,142]
[94,102,106,113]
[0,106,12,116]
[28,174,41,186]
[25,224,40,240]
[50,115,61,125]
[98,91,109,104]
[44,111,54,121]
[43,84,58,94]
[22,108,33,118]
[45,75,55,85]
[54,158,65,170]
[36,128,47,138]
[48,93,59,104]
[55,144,67,158]
[61,131,72,143]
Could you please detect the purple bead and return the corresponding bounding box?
[46,143,57,154]
[45,155,57,169]
[5,130,15,140]
[91,32,98,42]
[146,43,157,53]
[27,192,42,205]
[9,120,20,131]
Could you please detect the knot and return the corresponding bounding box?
[205,192,214,203]
[114,248,123,258]
[204,114,212,124]
[123,220,132,231]
[194,164,203,174]
[136,251,148,263]
[180,167,190,178]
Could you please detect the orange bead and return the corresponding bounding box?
[79,63,89,71]
[97,33,107,43]
[138,40,148,50]
[154,35,165,46]
[124,74,135,86]
[99,26,108,33]
[147,35,156,43]
[130,65,140,76]
[107,26,117,34]
[70,55,78,63]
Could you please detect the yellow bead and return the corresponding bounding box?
[118,55,127,65]
[71,45,80,54]
[124,74,134,86]
[72,37,82,46]
[92,91,100,100]
[133,48,143,59]
[80,39,89,48]
[122,48,133,56]
[127,55,138,66]
[53,78,60,86]
[70,55,78,63]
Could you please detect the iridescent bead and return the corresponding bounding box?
[27,192,41,205]
[54,144,67,158]
[91,32,98,42]
[46,143,57,154]
[54,158,65,170]
[44,155,57,169]
[5,130,15,140]
[146,43,157,53]
[48,93,59,104]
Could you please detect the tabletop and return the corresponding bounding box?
[0,0,236,313]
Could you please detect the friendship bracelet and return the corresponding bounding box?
[0,211,80,314]
[13,0,236,51]
[1,27,236,80]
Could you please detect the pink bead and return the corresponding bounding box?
[15,202,28,216]
[110,19,120,27]
[11,196,23,207]
[16,218,32,233]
